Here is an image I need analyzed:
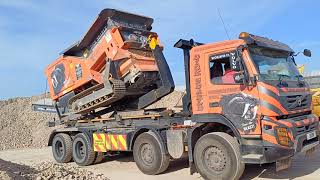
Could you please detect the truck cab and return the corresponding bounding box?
[176,32,320,178]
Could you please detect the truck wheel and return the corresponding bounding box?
[52,133,73,163]
[194,132,244,180]
[133,131,170,175]
[72,133,96,166]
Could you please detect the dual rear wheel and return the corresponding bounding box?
[52,131,170,174]
[52,133,104,166]
[52,133,73,163]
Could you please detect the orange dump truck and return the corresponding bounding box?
[34,9,320,180]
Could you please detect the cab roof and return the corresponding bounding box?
[239,32,294,53]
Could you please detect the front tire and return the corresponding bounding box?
[194,132,244,180]
[133,131,170,175]
[72,133,96,166]
[52,133,73,163]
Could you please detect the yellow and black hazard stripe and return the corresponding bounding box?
[93,133,107,152]
[107,134,127,151]
[94,133,128,152]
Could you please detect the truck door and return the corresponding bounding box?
[204,48,261,135]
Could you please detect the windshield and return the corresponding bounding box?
[249,46,301,81]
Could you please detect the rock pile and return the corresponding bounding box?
[30,162,109,180]
[0,94,57,151]
[0,159,109,180]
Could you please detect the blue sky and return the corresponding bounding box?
[0,0,320,99]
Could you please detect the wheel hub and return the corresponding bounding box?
[141,143,154,165]
[204,146,227,172]
[55,141,64,157]
[75,141,86,159]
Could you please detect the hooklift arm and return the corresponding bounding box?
[174,39,203,114]
[31,98,57,113]
[135,44,175,109]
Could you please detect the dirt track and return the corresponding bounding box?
[0,147,319,180]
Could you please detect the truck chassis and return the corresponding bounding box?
[48,110,251,179]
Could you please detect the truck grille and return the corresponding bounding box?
[296,122,317,135]
[285,94,311,110]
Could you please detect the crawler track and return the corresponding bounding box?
[69,79,126,114]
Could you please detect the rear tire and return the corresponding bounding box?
[52,133,73,163]
[133,131,170,175]
[72,133,96,166]
[194,132,244,180]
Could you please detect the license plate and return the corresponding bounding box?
[307,131,316,140]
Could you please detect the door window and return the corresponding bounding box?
[209,52,240,84]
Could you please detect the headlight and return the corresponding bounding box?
[275,127,290,146]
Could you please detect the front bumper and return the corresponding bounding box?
[294,130,319,153]
[241,133,320,164]
[241,114,320,164]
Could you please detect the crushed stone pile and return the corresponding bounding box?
[30,162,109,180]
[146,90,184,110]
[0,94,58,151]
[0,159,109,180]
[0,91,184,151]
[0,171,11,180]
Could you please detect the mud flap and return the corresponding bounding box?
[276,157,292,172]
[166,129,185,159]
[305,146,317,156]
[302,141,319,156]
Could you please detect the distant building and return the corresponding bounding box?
[303,72,320,89]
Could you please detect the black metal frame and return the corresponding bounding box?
[47,115,186,146]
[135,45,175,109]
[174,39,203,114]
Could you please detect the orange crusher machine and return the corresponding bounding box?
[45,9,174,119]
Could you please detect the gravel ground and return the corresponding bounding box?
[1,147,320,180]
[0,158,109,180]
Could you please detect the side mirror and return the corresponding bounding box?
[303,49,311,57]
